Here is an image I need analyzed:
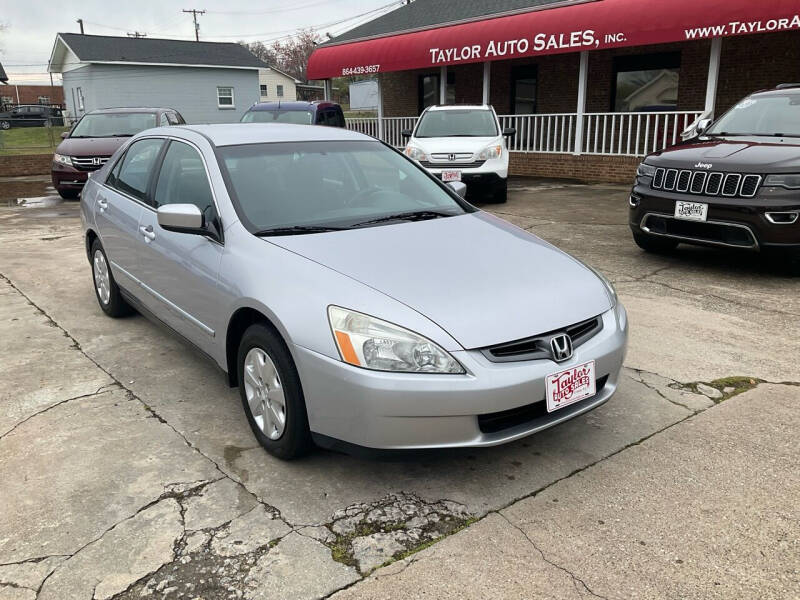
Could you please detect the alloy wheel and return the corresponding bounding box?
[243,347,287,440]
[93,249,111,305]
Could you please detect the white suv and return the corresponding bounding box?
[403,105,515,203]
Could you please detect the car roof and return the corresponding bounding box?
[170,123,370,147]
[248,101,340,112]
[426,104,491,112]
[88,107,172,114]
[751,86,800,97]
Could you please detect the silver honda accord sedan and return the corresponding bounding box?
[80,123,628,459]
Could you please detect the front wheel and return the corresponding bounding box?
[58,188,80,199]
[482,179,508,204]
[90,239,133,317]
[237,323,312,460]
[632,231,679,253]
[0,120,10,130]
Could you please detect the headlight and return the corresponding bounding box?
[764,174,800,189]
[587,266,618,308]
[328,306,464,374]
[404,146,427,161]
[478,144,503,160]
[636,163,656,178]
[54,153,73,166]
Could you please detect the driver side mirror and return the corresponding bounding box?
[446,181,467,198]
[695,118,712,135]
[401,129,413,138]
[502,127,516,138]
[157,204,205,234]
[61,131,70,139]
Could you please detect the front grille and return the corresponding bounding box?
[420,160,486,169]
[72,156,110,171]
[478,375,609,434]
[642,214,757,248]
[652,168,760,198]
[481,316,603,363]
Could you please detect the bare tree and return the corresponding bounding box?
[241,29,321,83]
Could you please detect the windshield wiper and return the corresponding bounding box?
[253,225,346,237]
[350,210,453,228]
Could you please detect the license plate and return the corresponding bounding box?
[674,201,708,221]
[545,360,596,413]
[441,170,461,182]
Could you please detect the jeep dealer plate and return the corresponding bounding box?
[674,201,708,222]
[545,360,596,413]
[441,170,461,182]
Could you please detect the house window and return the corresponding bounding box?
[38,96,50,105]
[1,96,12,105]
[277,85,284,98]
[260,84,267,97]
[613,52,681,112]
[76,87,85,111]
[418,72,455,113]
[217,86,234,108]
[511,66,537,114]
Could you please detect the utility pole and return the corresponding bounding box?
[182,9,206,42]
[127,31,148,38]
[76,18,84,34]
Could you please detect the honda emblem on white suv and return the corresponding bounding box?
[448,153,456,162]
[550,334,574,362]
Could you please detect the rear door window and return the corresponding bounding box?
[107,138,165,202]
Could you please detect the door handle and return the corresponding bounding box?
[97,197,108,212]
[139,225,156,242]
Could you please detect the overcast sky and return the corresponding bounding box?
[1,0,396,84]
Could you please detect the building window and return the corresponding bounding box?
[217,86,234,108]
[511,66,537,114]
[277,85,284,98]
[76,87,85,111]
[260,84,267,97]
[418,72,455,113]
[38,96,51,105]
[613,52,681,112]
[1,96,12,105]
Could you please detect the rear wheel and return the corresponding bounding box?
[632,231,678,253]
[237,323,312,460]
[0,120,10,130]
[90,239,133,317]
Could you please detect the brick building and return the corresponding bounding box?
[0,85,65,108]
[308,0,800,183]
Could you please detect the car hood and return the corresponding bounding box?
[411,136,501,156]
[648,136,800,171]
[55,137,129,157]
[269,212,612,349]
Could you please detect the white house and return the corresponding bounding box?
[258,67,300,102]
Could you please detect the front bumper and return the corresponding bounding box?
[51,162,89,191]
[293,303,628,451]
[630,180,800,250]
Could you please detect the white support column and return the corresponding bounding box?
[705,37,722,117]
[376,77,384,142]
[440,65,447,104]
[573,51,588,155]
[482,61,491,105]
[323,79,332,101]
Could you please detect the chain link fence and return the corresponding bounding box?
[0,104,78,156]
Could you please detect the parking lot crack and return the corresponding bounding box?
[497,512,608,599]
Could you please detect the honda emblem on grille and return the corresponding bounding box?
[448,153,456,162]
[550,334,573,362]
[92,157,101,166]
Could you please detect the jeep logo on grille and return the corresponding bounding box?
[695,162,713,169]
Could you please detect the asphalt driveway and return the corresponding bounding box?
[0,177,797,599]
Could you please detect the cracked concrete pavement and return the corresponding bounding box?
[1,178,798,599]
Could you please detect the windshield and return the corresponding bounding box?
[707,94,800,137]
[218,141,469,233]
[415,109,498,138]
[241,110,314,125]
[70,113,157,138]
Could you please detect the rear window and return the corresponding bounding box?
[415,109,498,138]
[241,110,314,125]
[71,113,157,138]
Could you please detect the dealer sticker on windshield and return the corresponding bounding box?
[441,170,461,182]
[545,360,596,413]
[674,201,708,222]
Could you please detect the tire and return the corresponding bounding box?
[90,239,133,318]
[237,323,312,460]
[481,179,508,204]
[58,188,80,200]
[632,231,679,253]
[0,120,10,130]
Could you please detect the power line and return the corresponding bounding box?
[182,8,206,42]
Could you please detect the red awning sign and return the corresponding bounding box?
[308,0,800,79]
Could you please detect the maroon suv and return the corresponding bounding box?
[52,107,185,198]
